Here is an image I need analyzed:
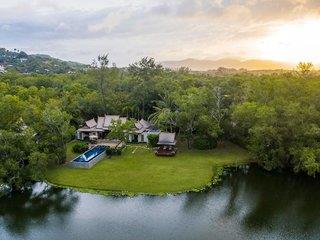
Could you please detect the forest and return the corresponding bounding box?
[0,48,87,74]
[1,56,319,190]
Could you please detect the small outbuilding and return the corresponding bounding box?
[155,132,177,156]
[127,119,160,143]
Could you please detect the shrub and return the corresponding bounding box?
[193,137,217,150]
[147,134,159,147]
[105,146,113,155]
[105,146,122,156]
[72,142,88,153]
[112,148,122,156]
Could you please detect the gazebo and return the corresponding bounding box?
[155,132,177,156]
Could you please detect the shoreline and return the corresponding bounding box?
[46,163,250,197]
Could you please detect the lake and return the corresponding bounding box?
[1,165,320,240]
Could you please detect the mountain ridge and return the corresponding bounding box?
[161,58,295,71]
[0,48,88,74]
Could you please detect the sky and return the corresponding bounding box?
[1,0,320,66]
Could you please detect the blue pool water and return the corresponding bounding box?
[73,146,106,162]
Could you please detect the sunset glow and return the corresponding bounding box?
[257,18,320,64]
[1,0,320,66]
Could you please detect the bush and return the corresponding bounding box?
[112,148,122,156]
[72,142,88,153]
[147,134,159,147]
[193,137,217,150]
[105,146,113,155]
[104,146,122,156]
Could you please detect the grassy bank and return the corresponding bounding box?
[66,140,80,161]
[46,142,250,195]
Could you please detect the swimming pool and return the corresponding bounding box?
[69,146,106,168]
[73,146,106,162]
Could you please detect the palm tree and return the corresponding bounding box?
[149,94,177,132]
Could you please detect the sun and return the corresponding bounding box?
[256,18,320,64]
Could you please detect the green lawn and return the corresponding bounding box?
[46,142,250,195]
[66,140,80,161]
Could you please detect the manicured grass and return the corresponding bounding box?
[46,142,250,195]
[66,140,81,161]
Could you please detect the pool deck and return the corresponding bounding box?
[89,139,125,149]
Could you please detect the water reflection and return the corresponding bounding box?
[222,166,320,237]
[1,166,320,240]
[0,183,78,237]
[222,167,242,217]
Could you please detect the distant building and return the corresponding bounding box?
[76,115,127,141]
[127,119,160,143]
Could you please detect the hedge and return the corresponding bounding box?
[193,137,217,150]
[72,142,88,153]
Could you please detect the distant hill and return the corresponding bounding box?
[0,48,88,74]
[162,58,295,71]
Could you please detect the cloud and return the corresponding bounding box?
[0,0,320,65]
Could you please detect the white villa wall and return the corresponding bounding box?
[128,132,160,143]
[78,130,159,143]
[76,131,99,140]
[138,134,145,143]
[76,131,86,140]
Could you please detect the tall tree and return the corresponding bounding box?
[297,62,314,76]
[0,95,25,130]
[207,86,227,137]
[128,57,163,118]
[0,129,48,191]
[176,88,205,149]
[37,104,74,164]
[91,54,110,113]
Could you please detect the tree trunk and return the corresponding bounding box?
[187,122,193,149]
[142,100,145,118]
[187,137,191,149]
[98,72,107,113]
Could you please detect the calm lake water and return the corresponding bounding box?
[1,165,320,240]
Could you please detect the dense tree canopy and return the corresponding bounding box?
[1,57,320,190]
